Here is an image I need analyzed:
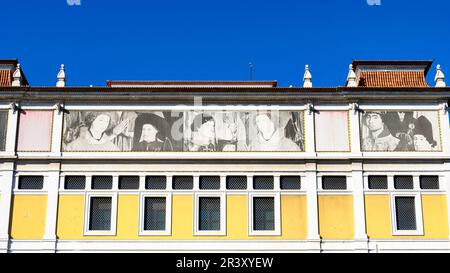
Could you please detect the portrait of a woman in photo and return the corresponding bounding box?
[132,113,173,152]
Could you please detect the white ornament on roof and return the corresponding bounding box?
[56,64,66,87]
[11,63,22,87]
[435,64,446,87]
[303,64,312,88]
[346,64,357,87]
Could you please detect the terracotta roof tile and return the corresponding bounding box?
[0,70,11,87]
[357,71,428,87]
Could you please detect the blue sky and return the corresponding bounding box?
[2,0,449,87]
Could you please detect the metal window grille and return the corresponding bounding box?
[420,176,439,190]
[18,176,44,190]
[368,176,388,190]
[172,176,193,190]
[394,176,414,189]
[322,176,347,190]
[395,196,417,231]
[89,197,112,231]
[144,197,166,231]
[200,176,221,190]
[226,176,247,190]
[253,197,275,231]
[64,176,86,190]
[91,176,113,190]
[118,176,139,190]
[145,176,167,190]
[280,176,301,190]
[199,197,221,231]
[253,176,274,190]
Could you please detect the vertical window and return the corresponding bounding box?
[88,197,112,231]
[144,197,166,231]
[253,197,275,231]
[391,195,423,235]
[64,176,86,190]
[18,176,44,190]
[322,176,347,190]
[198,197,221,231]
[91,176,113,190]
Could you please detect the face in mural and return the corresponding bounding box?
[197,119,215,140]
[413,134,432,151]
[141,124,158,142]
[365,113,384,131]
[255,114,275,140]
[91,114,111,133]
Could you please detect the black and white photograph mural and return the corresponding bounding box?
[62,110,304,152]
[360,111,441,152]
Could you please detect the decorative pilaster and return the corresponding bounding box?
[0,164,15,253]
[305,163,320,250]
[351,162,368,252]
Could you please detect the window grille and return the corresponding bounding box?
[144,197,166,231]
[199,197,221,231]
[119,176,139,190]
[64,176,86,190]
[145,176,167,190]
[18,176,44,190]
[253,197,275,231]
[200,176,221,190]
[89,197,112,231]
[253,176,274,190]
[91,176,113,190]
[395,196,417,230]
[368,176,388,190]
[172,176,193,190]
[394,176,414,190]
[419,176,439,190]
[322,176,347,190]
[226,176,247,190]
[280,176,301,190]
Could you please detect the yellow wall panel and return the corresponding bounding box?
[56,195,85,239]
[227,195,248,239]
[364,195,392,239]
[10,195,47,239]
[318,195,354,239]
[281,195,307,239]
[421,195,448,238]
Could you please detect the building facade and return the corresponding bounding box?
[0,60,449,253]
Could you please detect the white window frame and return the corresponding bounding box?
[390,192,424,236]
[193,192,226,236]
[13,173,48,194]
[248,192,281,236]
[138,192,172,236]
[84,192,118,236]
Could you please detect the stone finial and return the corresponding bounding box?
[11,63,22,87]
[56,64,66,87]
[303,64,312,88]
[435,64,446,87]
[346,64,357,87]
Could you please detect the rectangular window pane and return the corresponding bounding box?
[144,197,166,231]
[394,176,413,189]
[420,176,439,190]
[145,176,167,190]
[119,176,139,190]
[18,176,44,190]
[322,176,347,190]
[89,197,112,231]
[368,176,388,190]
[253,197,275,231]
[172,176,193,190]
[65,176,86,190]
[199,197,221,231]
[395,197,417,231]
[280,176,301,190]
[253,176,274,190]
[200,176,220,190]
[91,176,113,190]
[226,176,247,190]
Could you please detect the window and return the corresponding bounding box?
[226,176,247,190]
[253,176,274,190]
[85,194,117,235]
[391,194,423,235]
[64,176,86,190]
[394,176,413,190]
[322,176,347,190]
[119,176,139,190]
[172,176,193,190]
[280,176,301,190]
[200,176,220,190]
[194,194,226,235]
[91,176,113,190]
[18,176,44,190]
[145,176,166,190]
[368,176,388,190]
[420,176,439,190]
[249,193,280,236]
[139,193,171,235]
